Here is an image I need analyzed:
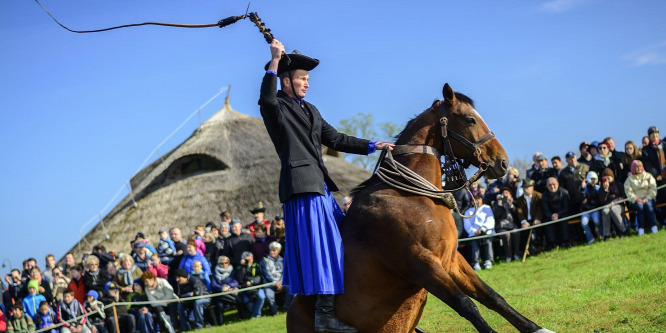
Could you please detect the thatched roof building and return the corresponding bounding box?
[66,97,372,259]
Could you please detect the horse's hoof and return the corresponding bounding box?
[534,329,556,333]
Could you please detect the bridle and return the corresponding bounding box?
[374,99,496,217]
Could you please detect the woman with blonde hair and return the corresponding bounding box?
[624,160,658,235]
[115,254,143,298]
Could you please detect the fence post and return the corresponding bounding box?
[112,304,121,333]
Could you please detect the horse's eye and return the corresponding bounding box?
[465,116,477,125]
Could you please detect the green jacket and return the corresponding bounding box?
[7,315,36,333]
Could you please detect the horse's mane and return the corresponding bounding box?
[349,92,474,198]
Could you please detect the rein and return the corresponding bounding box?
[372,100,494,218]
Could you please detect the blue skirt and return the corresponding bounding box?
[282,185,345,295]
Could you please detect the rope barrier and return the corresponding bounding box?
[32,281,278,333]
[458,182,666,243]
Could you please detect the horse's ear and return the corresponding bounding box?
[443,83,456,103]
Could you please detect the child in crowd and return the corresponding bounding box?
[83,291,106,333]
[147,254,168,279]
[56,289,90,333]
[190,261,211,291]
[130,279,155,333]
[101,283,135,333]
[22,280,46,320]
[0,307,6,333]
[156,229,176,265]
[67,265,86,305]
[33,301,57,333]
[6,304,36,333]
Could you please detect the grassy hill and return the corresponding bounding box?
[199,231,666,333]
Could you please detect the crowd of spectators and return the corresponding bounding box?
[0,203,291,332]
[1,127,665,332]
[455,127,666,270]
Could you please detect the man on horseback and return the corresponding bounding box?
[258,39,393,332]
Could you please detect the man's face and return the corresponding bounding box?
[170,228,182,242]
[11,270,20,282]
[607,139,615,151]
[343,198,352,212]
[284,69,310,98]
[538,159,548,170]
[64,293,74,304]
[547,179,559,193]
[46,257,56,269]
[220,225,229,236]
[642,137,650,147]
[566,156,576,167]
[524,186,534,196]
[27,260,36,269]
[551,159,562,170]
[211,228,219,238]
[176,276,187,285]
[253,212,264,222]
[649,131,660,142]
[66,254,75,265]
[231,224,242,236]
[30,269,42,281]
[580,146,589,155]
[255,228,266,239]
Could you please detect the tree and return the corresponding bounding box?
[338,113,399,170]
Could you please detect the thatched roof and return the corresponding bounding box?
[66,97,372,259]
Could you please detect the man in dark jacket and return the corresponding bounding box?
[258,39,393,333]
[226,218,255,267]
[641,126,666,203]
[235,252,265,319]
[542,177,571,248]
[559,151,589,215]
[174,269,209,331]
[531,154,556,194]
[514,179,545,255]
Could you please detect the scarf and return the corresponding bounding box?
[652,141,666,176]
[215,264,233,282]
[600,152,612,166]
[117,266,137,286]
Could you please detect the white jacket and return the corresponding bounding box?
[624,172,657,202]
[145,277,177,307]
[463,205,495,237]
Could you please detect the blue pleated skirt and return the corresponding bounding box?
[282,184,345,295]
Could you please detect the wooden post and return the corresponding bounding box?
[522,229,533,263]
[112,305,121,333]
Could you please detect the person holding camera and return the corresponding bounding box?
[463,193,496,270]
[492,188,520,262]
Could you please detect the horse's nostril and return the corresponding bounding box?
[501,159,508,171]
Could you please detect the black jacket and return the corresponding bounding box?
[641,141,666,181]
[176,276,209,298]
[259,73,370,202]
[542,188,570,221]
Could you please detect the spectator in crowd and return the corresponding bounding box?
[526,152,542,179]
[114,255,143,300]
[7,304,35,333]
[235,252,265,319]
[20,259,36,286]
[551,156,564,178]
[208,228,226,267]
[100,283,134,333]
[174,269,210,331]
[156,229,177,265]
[83,291,106,333]
[247,202,272,237]
[269,216,286,256]
[219,211,232,227]
[168,228,186,256]
[146,254,168,279]
[579,142,592,166]
[463,194,495,271]
[624,160,659,235]
[641,126,666,205]
[203,232,219,267]
[23,268,53,306]
[0,307,5,333]
[33,301,57,333]
[83,256,110,296]
[542,177,571,248]
[187,231,206,257]
[597,141,622,181]
[587,141,607,175]
[190,261,211,291]
[560,151,589,215]
[250,224,276,262]
[261,242,292,315]
[209,256,238,325]
[51,266,70,304]
[132,242,150,272]
[129,278,155,333]
[226,219,255,267]
[140,271,176,333]
[42,255,56,291]
[621,141,642,186]
[642,136,650,148]
[453,189,471,216]
[7,270,23,310]
[503,167,523,200]
[342,196,353,214]
[103,263,116,283]
[514,179,544,256]
[56,289,90,333]
[67,265,86,305]
[22,280,45,320]
[91,246,114,277]
[604,137,625,166]
[599,169,627,239]
[580,171,602,244]
[134,233,157,256]
[531,154,555,194]
[61,254,76,278]
[492,188,520,262]
[179,241,211,279]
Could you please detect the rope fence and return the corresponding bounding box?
[458,183,666,243]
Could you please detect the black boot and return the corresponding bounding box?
[314,295,357,333]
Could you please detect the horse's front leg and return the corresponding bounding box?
[448,251,555,333]
[407,253,497,333]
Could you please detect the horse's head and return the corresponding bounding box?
[441,83,508,179]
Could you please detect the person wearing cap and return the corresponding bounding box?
[101,283,135,333]
[514,178,545,255]
[580,171,602,244]
[578,142,593,167]
[132,241,150,272]
[83,290,106,333]
[22,279,45,319]
[531,153,556,194]
[641,126,666,206]
[587,141,607,175]
[174,269,210,331]
[134,233,157,256]
[561,151,589,211]
[226,218,255,267]
[248,201,272,237]
[258,39,394,332]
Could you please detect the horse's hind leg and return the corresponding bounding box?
[409,255,497,333]
[449,252,554,333]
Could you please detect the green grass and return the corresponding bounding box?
[199,231,666,333]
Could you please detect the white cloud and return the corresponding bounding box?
[540,0,590,13]
[624,41,666,66]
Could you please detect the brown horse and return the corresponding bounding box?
[286,83,555,333]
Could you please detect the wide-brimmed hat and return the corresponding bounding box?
[264,50,319,75]
[250,201,266,214]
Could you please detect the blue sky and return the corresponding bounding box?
[1,0,665,276]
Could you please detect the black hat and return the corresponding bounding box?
[250,201,267,214]
[135,232,145,240]
[648,126,659,135]
[175,269,188,278]
[264,50,319,76]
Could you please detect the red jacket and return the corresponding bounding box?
[0,310,7,332]
[148,264,169,279]
[68,277,87,304]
